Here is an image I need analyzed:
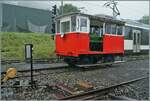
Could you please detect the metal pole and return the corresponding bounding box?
[31,55,33,84]
[25,44,34,87]
[149,0,150,25]
[61,0,63,15]
[30,45,33,86]
[14,17,16,32]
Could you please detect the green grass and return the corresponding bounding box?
[1,32,55,60]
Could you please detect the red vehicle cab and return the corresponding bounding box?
[55,13,125,65]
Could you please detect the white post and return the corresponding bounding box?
[55,21,57,34]
[123,26,125,36]
[103,23,105,35]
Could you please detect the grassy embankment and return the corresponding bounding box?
[1,32,55,60]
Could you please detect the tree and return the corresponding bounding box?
[138,15,149,25]
[59,4,80,15]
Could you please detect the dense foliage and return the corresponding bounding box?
[58,4,80,14]
[138,15,149,25]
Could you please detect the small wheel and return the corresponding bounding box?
[64,57,76,67]
[80,57,91,64]
[104,55,114,62]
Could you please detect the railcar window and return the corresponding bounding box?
[99,27,103,36]
[125,26,132,40]
[137,33,140,43]
[105,24,123,35]
[105,24,111,34]
[141,29,149,45]
[80,18,87,32]
[133,32,136,44]
[61,21,70,34]
[71,16,76,31]
[117,26,123,35]
[111,24,116,34]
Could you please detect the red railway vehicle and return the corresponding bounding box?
[55,13,125,66]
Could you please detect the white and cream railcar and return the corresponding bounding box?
[123,19,149,54]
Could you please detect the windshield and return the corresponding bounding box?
[105,24,123,35]
[58,15,89,34]
[80,18,87,32]
[61,21,70,34]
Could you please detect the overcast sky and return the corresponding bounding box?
[1,1,149,20]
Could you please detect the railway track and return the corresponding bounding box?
[1,57,63,64]
[1,66,70,79]
[0,60,128,79]
[1,56,148,78]
[58,76,149,100]
[1,58,148,100]
[1,54,148,64]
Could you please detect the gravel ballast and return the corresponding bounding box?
[1,57,149,100]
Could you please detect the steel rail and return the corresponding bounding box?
[1,60,125,78]
[1,65,68,74]
[15,66,75,78]
[1,56,148,78]
[1,57,63,64]
[1,66,70,79]
[2,56,147,74]
[59,76,149,100]
[1,55,148,64]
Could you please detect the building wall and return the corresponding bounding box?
[2,3,53,33]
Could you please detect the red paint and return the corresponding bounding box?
[55,32,124,57]
[55,32,89,56]
[103,34,124,53]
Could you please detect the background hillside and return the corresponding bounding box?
[1,32,55,60]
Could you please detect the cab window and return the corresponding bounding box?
[105,24,111,34]
[61,21,70,34]
[80,18,87,32]
[111,24,116,34]
[117,26,123,35]
[71,16,76,31]
[105,24,123,35]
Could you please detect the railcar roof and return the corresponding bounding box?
[55,12,125,25]
[122,19,149,30]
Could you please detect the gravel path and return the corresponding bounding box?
[1,58,149,100]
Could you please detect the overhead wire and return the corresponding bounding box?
[80,1,148,19]
[47,1,148,19]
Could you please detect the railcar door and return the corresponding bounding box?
[133,30,141,52]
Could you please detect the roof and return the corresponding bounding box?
[56,12,125,25]
[122,19,149,30]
